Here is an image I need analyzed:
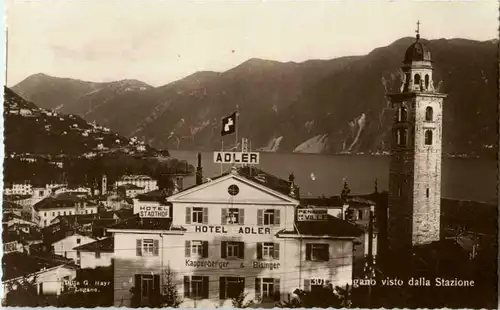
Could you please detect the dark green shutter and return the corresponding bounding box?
[304,279,311,292]
[136,239,142,256]
[184,276,190,298]
[202,241,209,258]
[203,208,209,224]
[274,243,280,259]
[186,207,191,224]
[202,276,209,298]
[219,277,226,299]
[238,242,245,259]
[238,208,245,224]
[255,278,261,300]
[274,209,280,225]
[257,242,263,260]
[306,244,312,261]
[185,240,191,257]
[153,240,159,256]
[221,208,227,224]
[257,209,263,226]
[153,274,161,305]
[274,278,280,301]
[221,241,227,258]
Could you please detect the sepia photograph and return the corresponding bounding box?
[2,0,498,308]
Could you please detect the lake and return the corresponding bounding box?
[169,150,497,204]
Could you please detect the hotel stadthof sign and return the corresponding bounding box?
[134,205,169,218]
[297,208,328,221]
[213,152,259,164]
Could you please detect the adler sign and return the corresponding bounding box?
[213,152,259,164]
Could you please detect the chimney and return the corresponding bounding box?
[196,152,203,185]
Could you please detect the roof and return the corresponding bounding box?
[109,214,184,232]
[278,215,363,238]
[136,189,170,202]
[118,175,154,182]
[73,237,114,252]
[34,196,81,211]
[2,252,76,281]
[42,227,90,245]
[118,183,144,190]
[404,37,432,63]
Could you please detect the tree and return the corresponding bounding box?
[341,180,351,203]
[231,291,253,308]
[2,276,47,307]
[160,266,182,308]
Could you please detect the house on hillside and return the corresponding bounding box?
[34,194,98,227]
[74,237,114,269]
[47,230,96,264]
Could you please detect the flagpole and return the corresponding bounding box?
[235,105,239,152]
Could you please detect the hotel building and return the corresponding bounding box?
[109,167,362,308]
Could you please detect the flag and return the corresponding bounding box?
[221,112,237,136]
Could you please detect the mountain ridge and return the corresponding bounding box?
[12,37,497,157]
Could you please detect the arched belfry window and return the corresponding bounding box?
[425,106,433,121]
[425,130,433,145]
[425,74,430,90]
[414,74,421,88]
[397,105,408,122]
[397,128,408,147]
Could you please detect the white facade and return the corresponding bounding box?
[4,183,33,196]
[52,234,96,263]
[109,172,358,308]
[114,175,158,193]
[37,204,98,227]
[79,251,114,269]
[2,265,77,296]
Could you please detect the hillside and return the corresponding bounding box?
[12,37,498,156]
[3,87,165,157]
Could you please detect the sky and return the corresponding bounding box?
[5,0,498,87]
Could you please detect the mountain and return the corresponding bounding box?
[12,37,497,156]
[3,87,164,157]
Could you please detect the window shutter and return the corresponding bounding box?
[238,208,245,225]
[257,209,263,226]
[255,278,261,300]
[202,241,209,258]
[221,208,227,225]
[256,242,263,260]
[153,274,161,302]
[324,244,330,261]
[136,239,142,256]
[219,277,226,299]
[304,279,311,292]
[203,208,209,224]
[274,243,280,259]
[221,241,227,258]
[202,276,209,298]
[305,244,312,261]
[186,207,191,224]
[275,209,280,225]
[134,274,141,289]
[185,240,191,257]
[238,242,245,259]
[153,240,159,256]
[184,276,190,298]
[273,278,280,301]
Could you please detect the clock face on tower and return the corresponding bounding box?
[228,184,239,196]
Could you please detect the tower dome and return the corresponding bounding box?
[403,38,432,63]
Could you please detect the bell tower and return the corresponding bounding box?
[387,23,447,252]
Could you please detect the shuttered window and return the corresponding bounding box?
[257,242,280,260]
[305,243,329,261]
[185,240,209,258]
[256,278,280,301]
[219,277,245,299]
[224,208,244,224]
[184,276,209,299]
[136,239,159,257]
[221,241,244,259]
[258,209,280,225]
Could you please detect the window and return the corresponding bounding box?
[255,278,280,302]
[425,106,433,121]
[184,276,209,299]
[221,208,244,225]
[257,209,280,226]
[414,74,421,87]
[425,74,430,90]
[95,251,101,259]
[185,240,208,258]
[69,211,72,215]
[220,277,245,299]
[221,241,244,259]
[136,239,159,257]
[76,251,81,264]
[186,207,208,224]
[52,212,55,216]
[44,212,47,216]
[136,274,160,306]
[425,130,433,145]
[426,188,430,198]
[64,211,66,216]
[358,209,363,220]
[58,212,61,216]
[398,106,408,122]
[257,242,280,260]
[76,238,81,244]
[306,244,329,261]
[398,186,402,197]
